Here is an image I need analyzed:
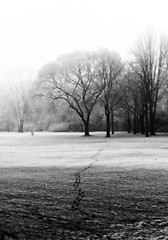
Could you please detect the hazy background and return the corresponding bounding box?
[0,0,167,76]
[1,0,168,134]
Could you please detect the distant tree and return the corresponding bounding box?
[121,83,133,133]
[130,35,168,136]
[0,95,13,131]
[124,69,145,135]
[1,69,36,133]
[38,52,104,136]
[9,83,29,132]
[98,50,124,137]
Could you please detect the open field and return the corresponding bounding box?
[0,131,168,168]
[0,132,168,239]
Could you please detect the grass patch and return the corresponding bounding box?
[0,132,168,238]
[0,167,168,239]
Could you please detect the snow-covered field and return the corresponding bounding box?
[1,132,168,239]
[0,131,168,169]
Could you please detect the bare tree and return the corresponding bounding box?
[9,83,29,132]
[121,81,133,133]
[1,69,35,133]
[123,69,145,134]
[130,35,168,136]
[38,52,104,136]
[98,50,124,137]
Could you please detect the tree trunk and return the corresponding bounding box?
[149,110,155,135]
[84,121,90,136]
[127,117,131,133]
[145,105,149,137]
[105,107,111,138]
[140,112,145,134]
[111,108,114,134]
[136,115,140,133]
[133,112,137,134]
[18,119,24,133]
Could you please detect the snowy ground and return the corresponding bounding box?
[0,131,168,169]
[0,132,168,239]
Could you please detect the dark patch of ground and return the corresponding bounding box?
[0,167,168,239]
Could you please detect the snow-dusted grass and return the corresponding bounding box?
[0,132,168,239]
[0,131,168,169]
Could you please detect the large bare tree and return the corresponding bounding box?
[38,52,104,136]
[98,50,124,137]
[123,69,145,135]
[130,35,168,136]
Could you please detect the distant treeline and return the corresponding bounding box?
[1,35,168,137]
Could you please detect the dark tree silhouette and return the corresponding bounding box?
[130,35,168,136]
[38,52,104,136]
[98,50,124,137]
